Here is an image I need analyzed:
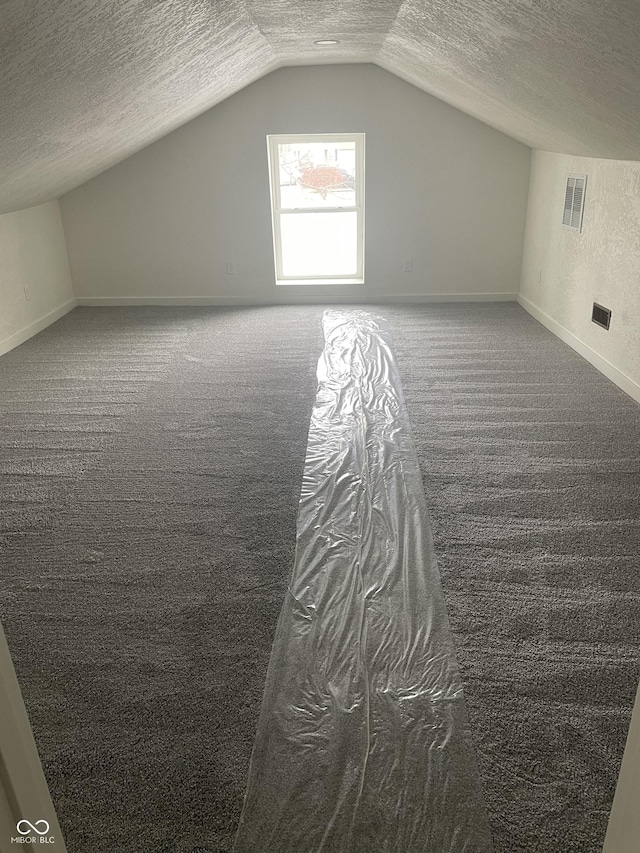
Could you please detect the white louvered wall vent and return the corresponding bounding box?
[563,174,587,231]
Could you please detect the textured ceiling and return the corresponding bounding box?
[1,0,640,215]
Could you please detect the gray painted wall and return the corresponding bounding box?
[0,202,75,355]
[520,151,640,402]
[60,64,531,304]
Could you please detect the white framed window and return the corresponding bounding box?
[266,133,365,285]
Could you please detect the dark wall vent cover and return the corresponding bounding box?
[592,302,611,330]
[563,174,587,231]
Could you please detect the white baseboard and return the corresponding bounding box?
[0,299,77,358]
[518,294,640,405]
[76,291,518,307]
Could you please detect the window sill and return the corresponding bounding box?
[275,278,365,287]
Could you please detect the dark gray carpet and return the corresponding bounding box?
[0,303,638,853]
[385,303,640,853]
[0,306,322,853]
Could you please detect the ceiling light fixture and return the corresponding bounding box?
[314,39,340,46]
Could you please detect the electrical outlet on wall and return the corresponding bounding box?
[537,268,543,284]
[226,261,236,275]
[23,285,30,301]
[403,257,412,272]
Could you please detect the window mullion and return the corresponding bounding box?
[278,207,358,215]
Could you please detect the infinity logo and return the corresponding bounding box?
[16,820,50,836]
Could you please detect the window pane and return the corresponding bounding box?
[278,141,356,209]
[280,211,358,277]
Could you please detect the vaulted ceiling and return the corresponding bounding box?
[2,0,640,215]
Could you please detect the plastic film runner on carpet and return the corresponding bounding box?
[233,310,493,853]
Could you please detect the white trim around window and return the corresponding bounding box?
[266,133,365,286]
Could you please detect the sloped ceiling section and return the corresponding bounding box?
[1,0,640,215]
[0,0,279,215]
[379,0,640,160]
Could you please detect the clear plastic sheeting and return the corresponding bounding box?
[233,310,493,853]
